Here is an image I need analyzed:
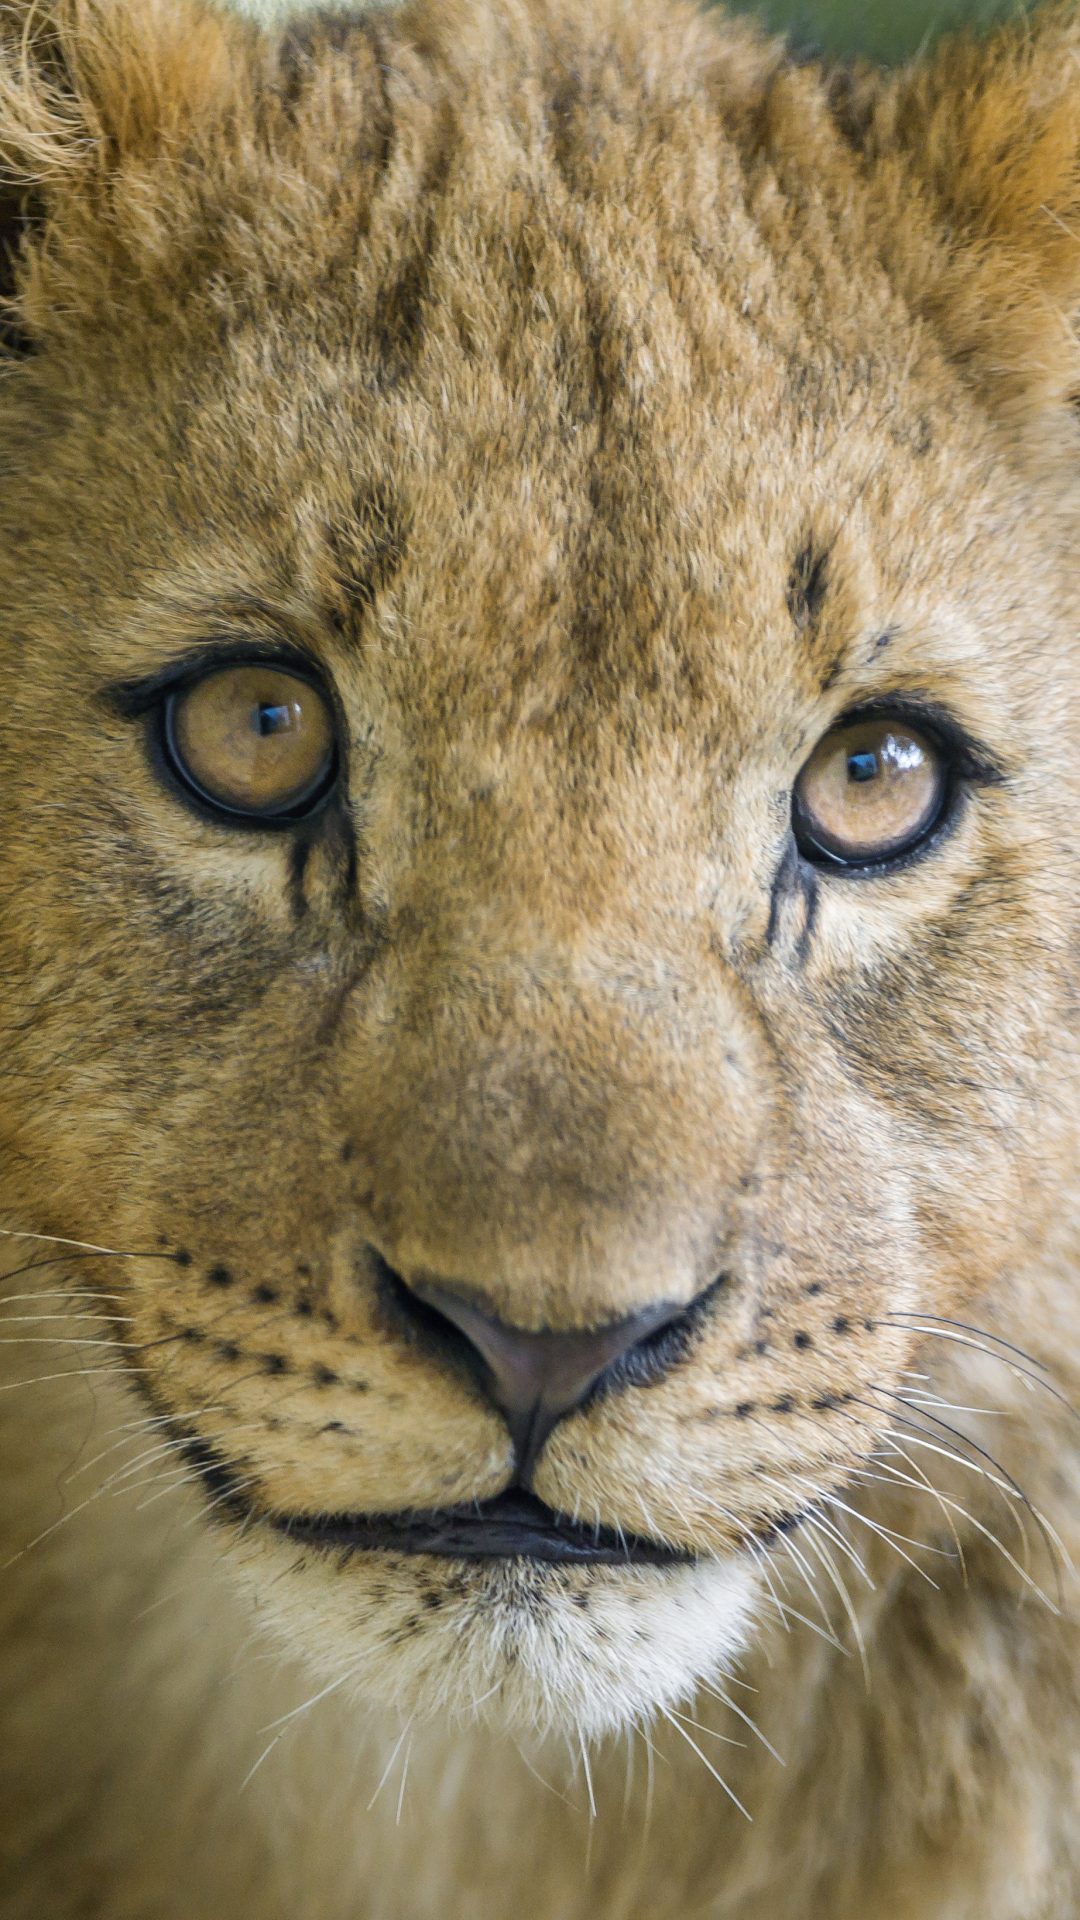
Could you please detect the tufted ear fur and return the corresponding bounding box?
[0,0,251,353]
[833,7,1080,416]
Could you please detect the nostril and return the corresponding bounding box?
[592,1270,730,1397]
[369,1249,486,1375]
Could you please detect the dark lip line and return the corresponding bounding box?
[172,1431,693,1567]
[163,1425,812,1569]
[273,1488,695,1568]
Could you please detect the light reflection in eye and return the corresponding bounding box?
[794,715,945,865]
[881,734,924,774]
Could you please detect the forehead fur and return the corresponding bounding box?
[5,0,1080,790]
[5,0,1080,391]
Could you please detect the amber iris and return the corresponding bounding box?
[165,666,335,818]
[793,717,945,864]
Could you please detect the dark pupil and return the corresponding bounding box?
[847,749,878,784]
[257,702,293,737]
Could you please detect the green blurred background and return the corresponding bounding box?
[240,0,1039,69]
[729,0,1027,62]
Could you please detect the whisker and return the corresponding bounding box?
[0,1365,129,1394]
[366,1721,413,1813]
[858,1437,968,1576]
[885,1311,1052,1374]
[828,1400,970,1570]
[578,1728,597,1822]
[395,1735,413,1826]
[0,1336,118,1348]
[641,1720,657,1849]
[0,1252,138,1292]
[775,1530,829,1614]
[658,1708,752,1821]
[795,1505,869,1585]
[852,1397,1066,1609]
[0,1227,166,1259]
[0,1296,130,1312]
[793,1484,940,1587]
[511,1738,574,1809]
[686,1489,849,1650]
[867,1388,1061,1585]
[880,1422,1075,1593]
[621,1721,635,1822]
[799,1521,870,1683]
[696,1684,786,1765]
[877,1323,1079,1425]
[133,1472,199,1512]
[665,1706,744,1749]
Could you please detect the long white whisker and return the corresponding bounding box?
[799,1521,869,1684]
[697,1685,785,1766]
[367,1721,413,1813]
[658,1708,751,1821]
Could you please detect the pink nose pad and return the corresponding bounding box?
[408,1280,688,1481]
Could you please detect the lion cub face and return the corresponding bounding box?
[3,0,1080,1736]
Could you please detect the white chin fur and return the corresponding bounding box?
[224,1533,759,1741]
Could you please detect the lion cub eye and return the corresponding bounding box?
[164,665,336,820]
[793,716,946,866]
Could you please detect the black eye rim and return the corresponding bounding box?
[791,698,1004,877]
[162,678,339,826]
[106,643,342,831]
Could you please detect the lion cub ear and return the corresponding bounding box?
[855,11,1080,416]
[0,0,249,353]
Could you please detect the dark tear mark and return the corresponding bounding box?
[765,833,817,965]
[547,67,588,193]
[288,835,312,922]
[342,809,359,900]
[765,835,799,950]
[794,866,818,965]
[786,538,830,634]
[320,799,359,909]
[821,851,1019,1125]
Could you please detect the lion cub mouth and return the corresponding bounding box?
[273,1489,693,1567]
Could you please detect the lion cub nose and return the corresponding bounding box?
[407,1279,686,1480]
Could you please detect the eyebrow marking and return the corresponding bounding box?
[324,488,410,625]
[785,537,831,634]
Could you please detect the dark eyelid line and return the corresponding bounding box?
[100,638,328,720]
[828,693,1008,787]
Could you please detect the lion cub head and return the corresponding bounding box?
[3,0,1080,1738]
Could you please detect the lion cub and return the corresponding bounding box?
[3,0,1080,1913]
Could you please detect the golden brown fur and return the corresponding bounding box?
[4,0,1080,1911]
